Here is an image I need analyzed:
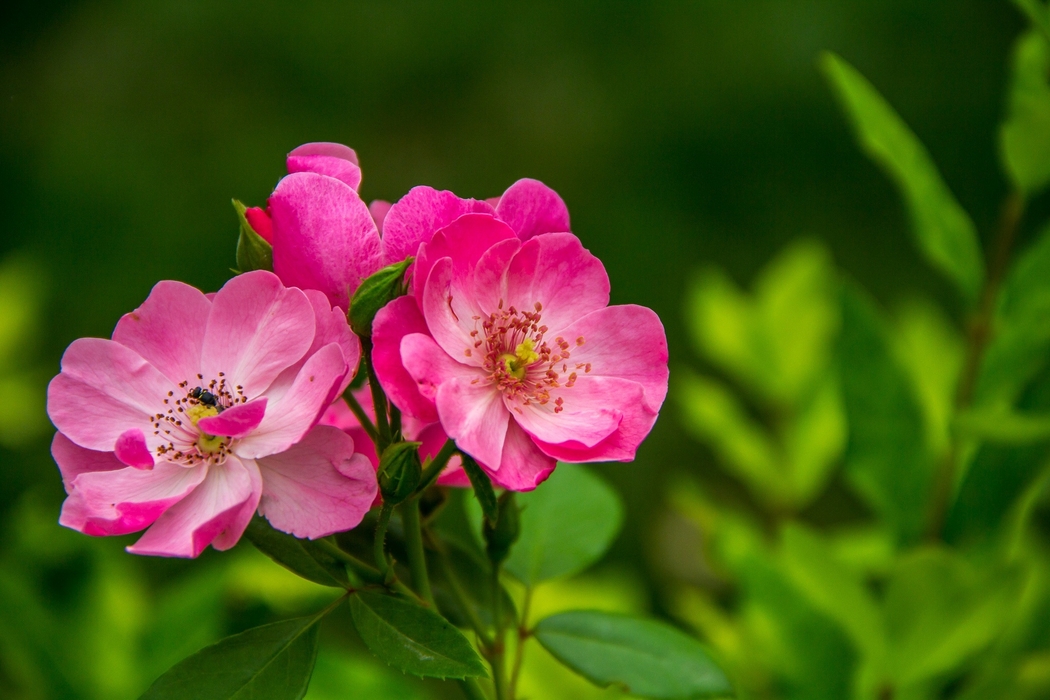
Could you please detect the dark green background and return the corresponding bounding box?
[0,2,1033,697]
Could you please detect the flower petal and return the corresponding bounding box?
[509,375,628,448]
[237,343,347,458]
[434,376,509,469]
[551,304,669,412]
[52,432,124,493]
[197,398,267,439]
[503,232,610,334]
[200,270,315,397]
[211,457,263,551]
[413,213,516,305]
[381,186,494,267]
[48,338,173,452]
[270,171,383,309]
[112,280,211,386]
[534,385,658,463]
[61,462,207,536]
[257,425,377,538]
[127,457,255,558]
[286,142,362,190]
[490,421,556,491]
[244,206,273,243]
[400,331,482,403]
[373,296,439,422]
[495,178,571,241]
[369,200,391,235]
[421,258,487,367]
[115,428,155,469]
[320,395,379,468]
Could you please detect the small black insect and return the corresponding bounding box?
[189,386,220,409]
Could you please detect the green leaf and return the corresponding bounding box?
[459,453,498,525]
[139,612,325,700]
[533,611,733,698]
[1013,0,1050,41]
[838,285,934,542]
[821,52,984,302]
[1001,29,1050,194]
[244,517,349,589]
[349,258,412,336]
[954,407,1050,444]
[468,465,623,585]
[233,199,273,274]
[348,591,487,679]
[883,549,1023,686]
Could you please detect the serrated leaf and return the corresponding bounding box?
[1001,30,1050,194]
[534,611,733,698]
[139,613,324,700]
[821,52,984,302]
[459,453,498,525]
[233,199,273,273]
[838,285,934,543]
[244,517,349,589]
[467,465,622,585]
[348,591,486,679]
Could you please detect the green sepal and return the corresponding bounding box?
[483,492,520,566]
[377,441,423,506]
[349,258,413,336]
[460,452,499,525]
[233,199,273,273]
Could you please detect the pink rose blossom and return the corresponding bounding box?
[254,141,570,310]
[47,271,377,558]
[372,214,668,491]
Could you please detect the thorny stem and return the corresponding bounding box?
[314,537,422,602]
[373,504,393,575]
[400,499,436,607]
[342,386,377,444]
[926,190,1026,540]
[489,565,510,700]
[417,439,458,493]
[508,586,533,698]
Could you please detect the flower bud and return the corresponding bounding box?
[233,199,273,273]
[484,492,520,566]
[349,258,413,337]
[377,441,422,505]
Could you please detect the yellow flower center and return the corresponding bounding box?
[500,338,540,380]
[185,403,224,454]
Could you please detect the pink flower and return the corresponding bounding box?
[47,271,377,558]
[372,214,668,491]
[254,141,570,310]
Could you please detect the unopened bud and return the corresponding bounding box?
[232,199,273,273]
[377,441,422,505]
[484,492,520,566]
[349,258,413,336]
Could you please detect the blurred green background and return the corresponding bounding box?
[1,2,1045,698]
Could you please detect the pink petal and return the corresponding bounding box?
[61,462,207,536]
[286,142,362,191]
[495,178,571,241]
[212,457,263,551]
[504,232,610,334]
[369,200,392,235]
[200,270,315,397]
[534,384,658,463]
[400,331,482,403]
[381,186,495,267]
[197,398,268,438]
[434,376,509,469]
[320,395,379,468]
[269,171,383,310]
[489,421,557,491]
[244,206,274,244]
[51,432,123,492]
[257,426,378,538]
[238,343,347,458]
[48,338,173,452]
[413,213,516,304]
[115,428,155,469]
[551,304,669,412]
[112,280,211,386]
[372,296,439,422]
[510,375,630,448]
[127,457,256,558]
[409,421,468,488]
[471,238,522,316]
[421,258,487,368]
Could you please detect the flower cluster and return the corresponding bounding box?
[47,142,668,557]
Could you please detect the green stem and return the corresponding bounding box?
[361,337,391,450]
[314,537,422,602]
[342,386,377,444]
[417,439,458,493]
[438,553,494,647]
[374,504,393,575]
[400,499,435,606]
[927,191,1025,539]
[458,679,490,700]
[508,587,533,698]
[489,565,510,700]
